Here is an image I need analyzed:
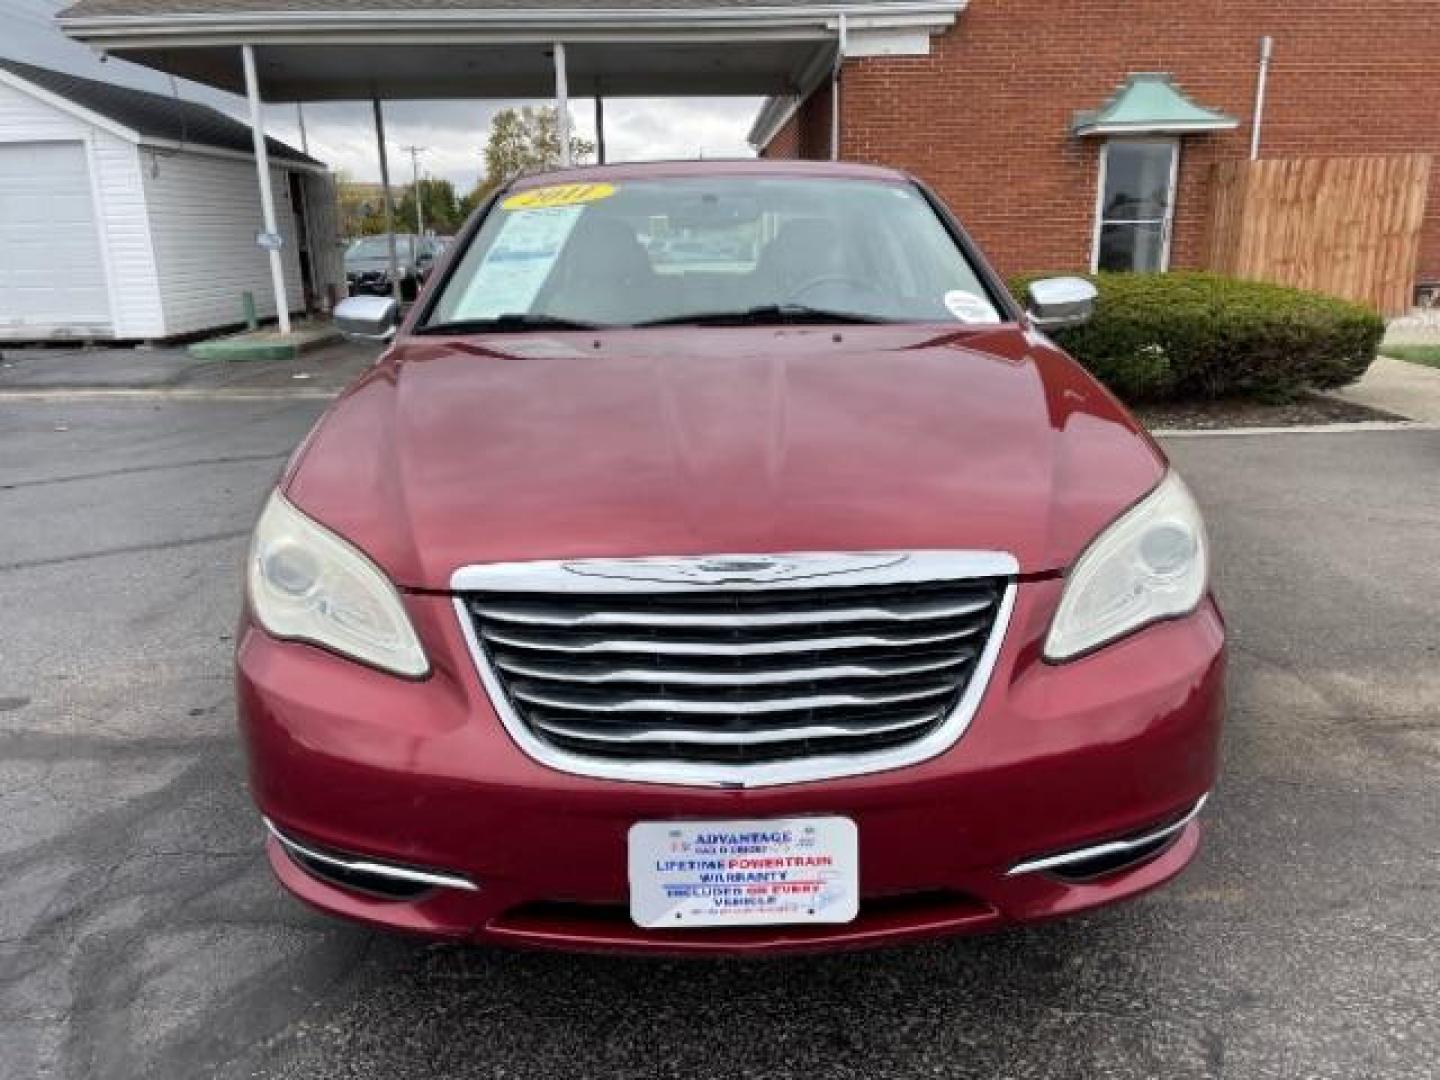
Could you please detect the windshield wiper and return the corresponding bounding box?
[634,304,893,328]
[416,313,607,335]
[419,305,892,334]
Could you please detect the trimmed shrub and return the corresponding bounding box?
[1008,272,1385,402]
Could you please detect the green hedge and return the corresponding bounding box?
[1007,272,1384,402]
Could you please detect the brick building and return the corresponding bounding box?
[750,0,1439,298]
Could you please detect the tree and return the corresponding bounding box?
[461,106,595,213]
[458,184,490,221]
[335,173,392,238]
[395,176,463,236]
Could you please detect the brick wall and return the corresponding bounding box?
[765,0,1439,288]
[763,88,834,163]
[763,111,802,159]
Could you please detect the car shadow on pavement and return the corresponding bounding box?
[181,885,1199,1080]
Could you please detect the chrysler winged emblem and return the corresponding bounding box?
[560,552,908,587]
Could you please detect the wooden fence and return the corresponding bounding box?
[1206,154,1431,315]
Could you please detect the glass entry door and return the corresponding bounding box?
[1093,139,1178,272]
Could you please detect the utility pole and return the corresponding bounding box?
[401,145,426,235]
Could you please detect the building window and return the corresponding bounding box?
[1091,138,1179,272]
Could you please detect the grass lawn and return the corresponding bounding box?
[1379,344,1440,369]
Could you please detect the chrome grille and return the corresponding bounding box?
[457,557,1011,779]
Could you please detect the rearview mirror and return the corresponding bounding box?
[334,295,400,343]
[670,194,762,230]
[1025,276,1098,331]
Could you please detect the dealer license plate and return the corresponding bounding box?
[628,817,859,928]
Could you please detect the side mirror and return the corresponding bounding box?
[334,295,400,343]
[1025,276,1098,331]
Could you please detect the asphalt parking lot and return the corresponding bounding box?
[1,397,1437,1079]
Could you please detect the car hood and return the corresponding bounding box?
[284,325,1165,589]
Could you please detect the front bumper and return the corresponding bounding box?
[236,579,1225,954]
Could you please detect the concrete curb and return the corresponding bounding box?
[187,325,342,362]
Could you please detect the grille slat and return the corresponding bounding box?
[531,710,944,746]
[510,678,962,715]
[493,651,974,687]
[481,622,988,657]
[470,595,991,629]
[462,564,1007,768]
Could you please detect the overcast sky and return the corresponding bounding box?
[4,0,761,192]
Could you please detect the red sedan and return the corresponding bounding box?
[238,160,1224,954]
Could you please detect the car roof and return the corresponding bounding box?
[507,158,914,191]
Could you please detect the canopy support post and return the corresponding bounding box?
[595,91,606,165]
[240,44,290,335]
[371,96,402,304]
[830,13,847,161]
[553,42,571,167]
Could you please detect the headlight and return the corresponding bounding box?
[246,490,428,677]
[1044,471,1208,661]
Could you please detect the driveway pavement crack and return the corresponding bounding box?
[0,528,251,573]
[0,452,287,492]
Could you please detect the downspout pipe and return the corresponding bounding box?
[830,13,847,161]
[1250,35,1273,161]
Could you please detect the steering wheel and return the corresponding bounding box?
[785,273,885,305]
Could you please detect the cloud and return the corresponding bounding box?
[256,97,760,191]
[7,0,760,192]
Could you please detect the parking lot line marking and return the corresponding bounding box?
[1155,421,1439,437]
[0,387,338,402]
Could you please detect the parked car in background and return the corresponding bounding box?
[344,234,439,300]
[242,160,1225,954]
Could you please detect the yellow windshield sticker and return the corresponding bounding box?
[502,182,616,210]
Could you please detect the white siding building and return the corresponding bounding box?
[0,59,341,341]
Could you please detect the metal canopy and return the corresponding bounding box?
[59,1,963,102]
[79,39,835,101]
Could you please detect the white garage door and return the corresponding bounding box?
[0,141,110,335]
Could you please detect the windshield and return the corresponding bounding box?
[425,176,1005,329]
[348,236,414,260]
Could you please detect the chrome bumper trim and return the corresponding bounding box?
[1005,793,1210,878]
[263,817,479,892]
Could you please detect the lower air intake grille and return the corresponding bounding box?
[457,555,1011,776]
